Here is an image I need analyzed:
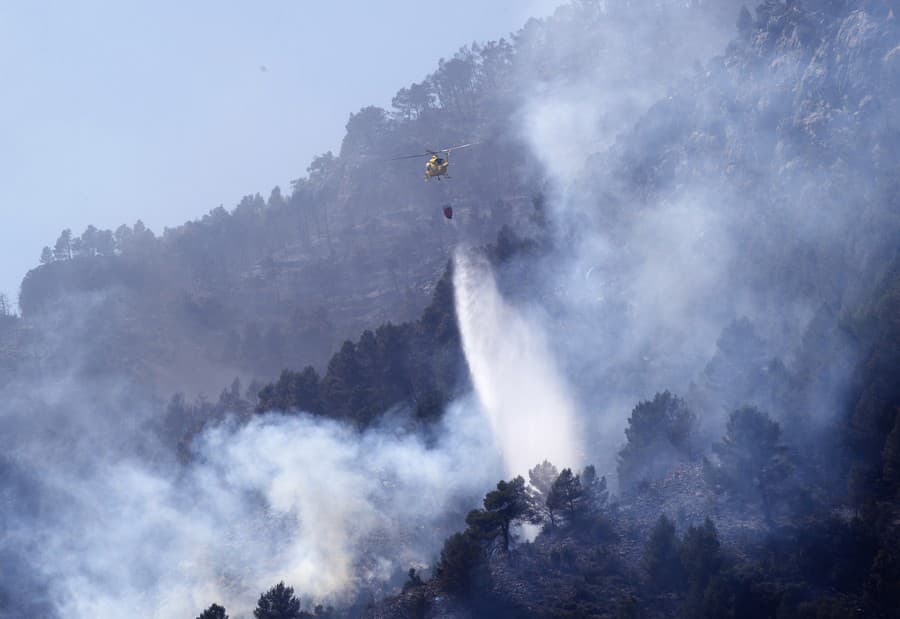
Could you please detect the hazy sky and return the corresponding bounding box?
[0,0,557,306]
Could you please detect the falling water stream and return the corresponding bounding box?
[453,250,582,477]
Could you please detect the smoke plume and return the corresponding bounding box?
[1,379,501,617]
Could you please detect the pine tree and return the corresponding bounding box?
[529,460,559,497]
[581,465,609,511]
[680,517,721,594]
[618,391,697,488]
[53,229,72,261]
[197,603,228,619]
[402,567,423,592]
[711,406,792,524]
[529,460,560,528]
[39,246,53,265]
[436,531,487,594]
[547,468,587,526]
[642,515,682,590]
[473,476,534,552]
[254,582,302,619]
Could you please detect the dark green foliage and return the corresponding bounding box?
[465,472,545,565]
[697,318,790,425]
[437,531,488,594]
[680,518,721,598]
[318,339,366,420]
[691,566,782,619]
[53,228,72,261]
[255,264,463,427]
[705,319,766,382]
[340,106,390,158]
[391,81,435,120]
[39,246,53,265]
[709,406,792,524]
[618,391,697,488]
[19,250,148,317]
[417,265,459,345]
[642,515,682,591]
[161,379,257,461]
[479,476,535,552]
[41,224,135,266]
[718,407,781,457]
[311,604,334,618]
[581,465,609,512]
[546,468,586,527]
[412,388,446,424]
[795,516,878,593]
[464,507,500,542]
[196,603,228,619]
[401,567,423,592]
[253,582,301,619]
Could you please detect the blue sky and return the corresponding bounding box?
[0,0,557,306]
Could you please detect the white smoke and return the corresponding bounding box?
[516,0,743,190]
[5,395,501,618]
[500,0,816,481]
[453,249,582,476]
[505,0,885,481]
[6,225,593,619]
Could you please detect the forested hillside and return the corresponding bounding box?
[11,32,545,394]
[355,0,900,617]
[2,1,900,618]
[7,0,750,398]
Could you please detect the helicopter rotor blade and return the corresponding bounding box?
[440,143,476,153]
[389,143,475,160]
[388,152,431,161]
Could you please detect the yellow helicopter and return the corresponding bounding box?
[391,143,475,180]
